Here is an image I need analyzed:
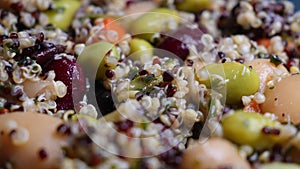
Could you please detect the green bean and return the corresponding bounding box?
[198,62,260,104]
[45,0,81,30]
[260,162,300,169]
[78,41,119,80]
[176,0,211,13]
[128,38,153,63]
[130,8,179,41]
[222,110,282,149]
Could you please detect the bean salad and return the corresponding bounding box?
[0,0,300,169]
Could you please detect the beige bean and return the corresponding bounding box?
[180,138,251,169]
[245,58,288,93]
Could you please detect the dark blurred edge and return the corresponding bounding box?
[290,0,299,11]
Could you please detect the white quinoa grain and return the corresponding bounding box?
[10,127,30,146]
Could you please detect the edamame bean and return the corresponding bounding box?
[78,41,119,80]
[128,38,153,63]
[45,0,81,30]
[130,8,179,41]
[176,0,211,13]
[222,110,282,149]
[198,62,260,105]
[260,162,300,169]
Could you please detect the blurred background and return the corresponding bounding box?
[291,0,299,10]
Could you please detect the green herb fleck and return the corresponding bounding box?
[269,54,282,66]
[257,52,268,59]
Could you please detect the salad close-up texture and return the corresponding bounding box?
[1,0,300,169]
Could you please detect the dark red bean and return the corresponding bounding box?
[158,25,206,61]
[158,37,189,61]
[30,44,66,66]
[43,57,86,110]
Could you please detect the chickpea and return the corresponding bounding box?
[261,74,300,124]
[0,112,67,169]
[245,59,288,93]
[180,138,251,169]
